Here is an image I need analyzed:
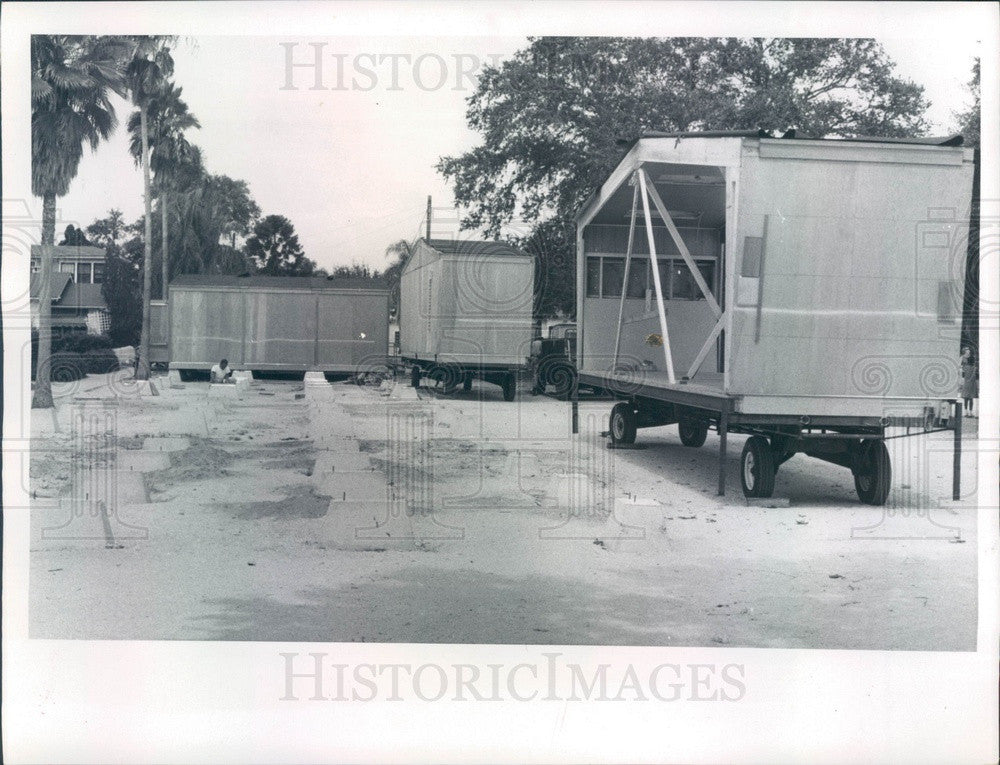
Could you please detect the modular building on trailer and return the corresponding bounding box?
[574,130,974,504]
[167,275,390,375]
[399,238,534,400]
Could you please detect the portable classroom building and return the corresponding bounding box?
[167,274,390,373]
[399,238,534,399]
[574,131,974,503]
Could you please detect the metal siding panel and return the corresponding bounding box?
[728,150,973,400]
[168,288,244,366]
[401,246,532,365]
[317,291,389,368]
[247,291,316,366]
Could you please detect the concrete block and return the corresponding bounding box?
[167,370,185,389]
[304,371,328,387]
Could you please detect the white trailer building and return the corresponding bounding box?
[399,238,535,400]
[574,131,975,503]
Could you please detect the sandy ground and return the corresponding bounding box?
[27,371,978,649]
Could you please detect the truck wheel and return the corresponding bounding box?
[410,365,421,388]
[740,436,776,498]
[609,402,637,445]
[501,374,517,402]
[678,419,708,448]
[853,440,891,505]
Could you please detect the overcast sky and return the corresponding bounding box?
[56,35,980,273]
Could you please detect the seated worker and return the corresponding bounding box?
[210,358,235,384]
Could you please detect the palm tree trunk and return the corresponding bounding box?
[161,191,169,300]
[31,194,57,408]
[137,103,153,380]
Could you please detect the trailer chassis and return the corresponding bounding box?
[405,358,522,402]
[570,384,963,505]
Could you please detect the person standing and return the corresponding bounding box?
[960,346,978,417]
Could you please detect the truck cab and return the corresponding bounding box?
[529,322,578,398]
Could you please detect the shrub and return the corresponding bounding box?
[54,332,114,354]
[44,351,87,382]
[85,348,120,374]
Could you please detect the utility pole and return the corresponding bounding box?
[426,195,432,241]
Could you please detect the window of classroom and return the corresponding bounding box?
[601,258,625,298]
[586,255,715,300]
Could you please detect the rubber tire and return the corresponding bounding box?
[549,363,576,401]
[410,365,421,388]
[740,436,776,498]
[463,375,473,393]
[431,365,461,395]
[678,419,708,448]
[609,402,638,445]
[853,440,891,506]
[501,375,517,402]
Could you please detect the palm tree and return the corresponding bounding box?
[31,35,129,408]
[127,83,200,299]
[383,239,412,321]
[124,35,175,379]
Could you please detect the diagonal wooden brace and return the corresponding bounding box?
[639,167,722,319]
[684,312,726,381]
[638,169,676,384]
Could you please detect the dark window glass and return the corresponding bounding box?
[672,261,698,299]
[601,258,625,298]
[626,258,647,298]
[92,261,105,284]
[77,263,92,284]
[586,257,601,297]
[697,260,716,298]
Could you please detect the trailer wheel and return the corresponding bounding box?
[609,402,637,445]
[740,436,776,498]
[501,374,517,402]
[853,440,891,506]
[410,365,421,388]
[430,364,461,394]
[678,419,708,448]
[463,374,473,393]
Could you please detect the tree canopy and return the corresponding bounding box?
[245,214,317,276]
[439,37,931,316]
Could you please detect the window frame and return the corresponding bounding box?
[586,253,718,301]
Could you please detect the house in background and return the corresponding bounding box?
[30,245,110,334]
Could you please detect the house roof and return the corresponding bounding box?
[59,283,106,310]
[30,244,106,259]
[169,274,390,292]
[29,271,72,302]
[422,238,530,259]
